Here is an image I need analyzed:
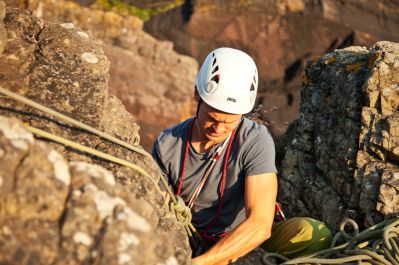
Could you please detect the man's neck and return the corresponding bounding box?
[190,119,224,153]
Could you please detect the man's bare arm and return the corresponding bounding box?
[192,172,278,265]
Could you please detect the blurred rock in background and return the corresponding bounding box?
[144,0,399,135]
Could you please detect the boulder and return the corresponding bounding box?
[0,3,191,264]
[0,116,187,265]
[280,41,399,230]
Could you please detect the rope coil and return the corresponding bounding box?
[262,217,399,265]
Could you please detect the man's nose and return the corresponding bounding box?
[213,122,225,134]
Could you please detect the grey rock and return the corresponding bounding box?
[0,116,189,265]
[0,116,190,265]
[280,41,399,230]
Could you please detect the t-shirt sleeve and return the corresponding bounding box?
[242,128,277,177]
[151,136,172,190]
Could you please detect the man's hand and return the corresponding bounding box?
[192,172,278,265]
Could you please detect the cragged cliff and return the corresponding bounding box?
[0,3,191,264]
[281,41,399,231]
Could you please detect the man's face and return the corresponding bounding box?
[196,101,242,143]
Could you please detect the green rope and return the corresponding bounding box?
[262,218,399,265]
[262,217,399,265]
[262,253,289,265]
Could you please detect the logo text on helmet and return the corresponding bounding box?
[227,97,236,102]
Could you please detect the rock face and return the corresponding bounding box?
[280,41,399,230]
[144,0,399,134]
[0,116,184,265]
[25,0,198,150]
[0,4,191,264]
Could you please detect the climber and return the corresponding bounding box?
[152,47,332,264]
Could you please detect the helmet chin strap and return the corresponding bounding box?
[195,98,204,140]
[194,98,208,143]
[195,98,202,118]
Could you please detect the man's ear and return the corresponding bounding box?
[194,86,200,102]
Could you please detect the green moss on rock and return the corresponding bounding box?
[95,0,183,21]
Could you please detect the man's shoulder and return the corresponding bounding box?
[238,117,272,141]
[235,117,275,155]
[155,118,192,148]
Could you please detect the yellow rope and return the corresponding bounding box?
[0,86,201,244]
[26,124,201,242]
[25,124,163,195]
[0,86,150,158]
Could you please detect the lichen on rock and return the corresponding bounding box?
[280,41,399,230]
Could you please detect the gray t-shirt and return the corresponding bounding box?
[152,117,277,235]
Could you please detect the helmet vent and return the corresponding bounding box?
[211,74,219,84]
[250,72,257,91]
[210,58,220,84]
[211,65,219,74]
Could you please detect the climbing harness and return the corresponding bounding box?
[177,118,236,242]
[262,217,399,265]
[0,86,201,247]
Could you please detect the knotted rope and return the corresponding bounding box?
[170,196,192,226]
[262,217,399,265]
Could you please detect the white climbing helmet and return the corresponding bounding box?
[195,47,258,114]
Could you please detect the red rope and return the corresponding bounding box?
[177,119,194,196]
[177,118,236,240]
[202,128,236,240]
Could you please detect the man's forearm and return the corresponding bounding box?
[193,217,271,265]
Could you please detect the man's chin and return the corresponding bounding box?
[205,133,228,143]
